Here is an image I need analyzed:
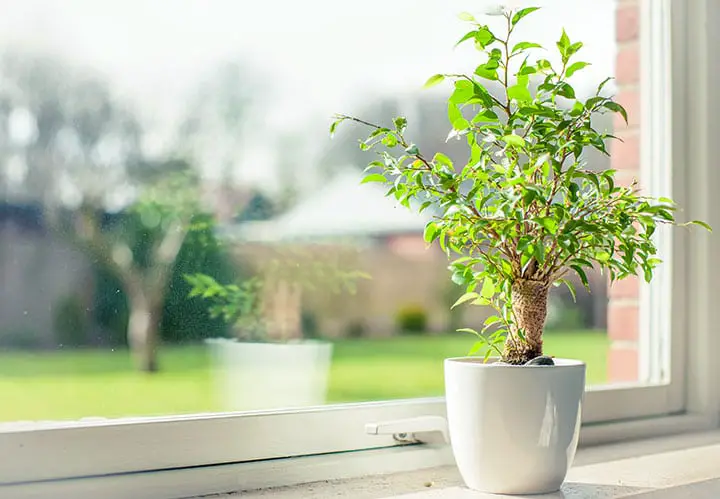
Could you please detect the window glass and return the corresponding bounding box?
[0,0,652,421]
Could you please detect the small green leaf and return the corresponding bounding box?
[557,28,571,53]
[512,41,543,53]
[566,61,590,78]
[468,340,485,356]
[423,222,440,243]
[458,11,476,21]
[405,144,420,155]
[511,7,541,26]
[329,120,340,138]
[457,327,480,337]
[556,278,577,302]
[452,292,480,309]
[571,264,591,292]
[393,116,407,132]
[455,30,478,47]
[361,173,386,184]
[484,315,502,327]
[501,134,526,148]
[556,82,576,99]
[604,101,628,124]
[480,277,495,299]
[507,84,532,102]
[424,74,445,89]
[474,27,495,49]
[689,220,713,232]
[535,217,558,234]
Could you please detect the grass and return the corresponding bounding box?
[0,330,608,422]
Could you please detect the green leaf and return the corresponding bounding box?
[507,84,532,102]
[512,41,543,53]
[557,278,577,302]
[480,277,495,299]
[448,103,470,131]
[424,74,445,89]
[595,251,611,263]
[511,7,541,26]
[452,292,480,309]
[689,220,713,232]
[361,173,386,184]
[434,152,453,167]
[393,116,407,132]
[603,101,628,124]
[557,28,571,54]
[423,222,440,243]
[535,217,558,234]
[468,340,485,356]
[455,30,478,47]
[474,27,495,49]
[571,264,591,292]
[457,327,480,337]
[501,134,526,148]
[566,61,590,78]
[556,82,576,99]
[484,315,502,327]
[458,11,476,21]
[405,144,420,156]
[483,349,493,363]
[329,120,340,138]
[474,64,498,80]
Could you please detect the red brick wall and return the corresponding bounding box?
[607,0,641,382]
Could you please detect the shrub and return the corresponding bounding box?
[53,293,89,347]
[396,304,428,334]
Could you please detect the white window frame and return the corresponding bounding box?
[2,1,719,497]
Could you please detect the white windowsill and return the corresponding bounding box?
[230,430,720,499]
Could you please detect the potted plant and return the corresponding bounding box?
[331,6,710,494]
[186,244,368,412]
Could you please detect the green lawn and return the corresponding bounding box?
[0,331,608,422]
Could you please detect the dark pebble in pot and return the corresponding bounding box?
[524,355,555,366]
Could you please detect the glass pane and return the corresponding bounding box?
[0,0,653,422]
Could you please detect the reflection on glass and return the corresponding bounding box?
[0,0,624,422]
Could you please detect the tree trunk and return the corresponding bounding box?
[127,288,163,373]
[503,278,550,365]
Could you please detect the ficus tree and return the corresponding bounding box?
[330,7,710,365]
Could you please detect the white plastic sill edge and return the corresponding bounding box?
[1,412,715,499]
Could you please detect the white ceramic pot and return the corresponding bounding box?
[444,357,586,495]
[206,338,333,412]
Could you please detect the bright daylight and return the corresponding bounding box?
[0,1,719,498]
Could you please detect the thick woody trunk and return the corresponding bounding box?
[503,278,550,365]
[127,289,163,373]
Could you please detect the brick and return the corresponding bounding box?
[608,302,639,342]
[608,345,639,382]
[613,88,641,129]
[616,45,640,85]
[610,132,640,171]
[608,274,639,300]
[616,4,640,43]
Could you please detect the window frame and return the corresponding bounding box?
[2,0,720,496]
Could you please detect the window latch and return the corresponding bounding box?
[365,415,449,445]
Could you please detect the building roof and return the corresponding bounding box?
[220,169,431,243]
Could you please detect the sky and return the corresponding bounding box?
[0,0,616,189]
